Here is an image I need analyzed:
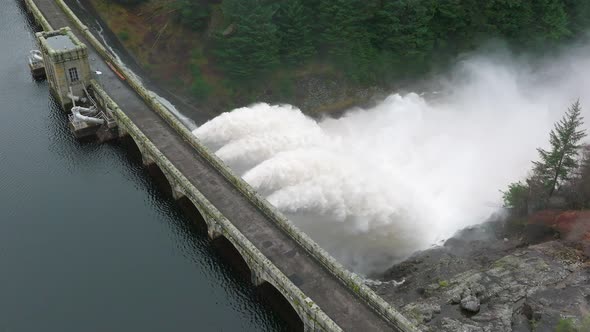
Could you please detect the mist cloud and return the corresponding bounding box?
[193,43,590,275]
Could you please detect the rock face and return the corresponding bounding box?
[293,75,387,115]
[372,220,590,332]
[461,295,480,313]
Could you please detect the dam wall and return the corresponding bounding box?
[22,1,417,331]
[89,81,342,331]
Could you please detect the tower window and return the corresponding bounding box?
[68,67,79,82]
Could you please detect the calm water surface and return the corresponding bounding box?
[0,2,286,331]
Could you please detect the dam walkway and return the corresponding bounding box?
[25,0,412,331]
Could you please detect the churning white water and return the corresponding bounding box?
[194,44,590,274]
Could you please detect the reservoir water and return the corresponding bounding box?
[0,1,287,331]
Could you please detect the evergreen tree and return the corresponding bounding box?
[315,0,382,82]
[562,0,590,36]
[503,101,587,213]
[502,181,529,215]
[317,0,353,58]
[176,0,211,31]
[533,100,586,198]
[215,0,280,80]
[317,0,376,58]
[297,0,323,47]
[276,0,315,66]
[532,0,570,43]
[191,0,590,98]
[378,1,435,74]
[429,0,475,53]
[485,0,534,44]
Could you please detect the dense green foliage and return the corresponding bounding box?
[503,101,587,214]
[161,0,590,102]
[187,0,589,82]
[214,0,280,80]
[502,181,529,216]
[275,0,315,66]
[175,0,211,31]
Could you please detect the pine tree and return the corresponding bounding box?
[377,0,435,74]
[177,0,211,31]
[503,101,587,213]
[429,0,473,53]
[318,0,376,58]
[485,0,534,44]
[502,181,529,215]
[315,0,380,82]
[533,0,570,43]
[276,0,315,66]
[215,0,280,80]
[297,0,323,47]
[533,100,586,198]
[563,0,590,36]
[317,0,354,58]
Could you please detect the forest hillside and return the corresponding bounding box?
[96,0,590,113]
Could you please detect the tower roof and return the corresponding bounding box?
[45,34,76,51]
[36,27,87,64]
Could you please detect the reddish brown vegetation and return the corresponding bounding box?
[529,210,590,245]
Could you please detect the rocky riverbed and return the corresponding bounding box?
[372,212,590,331]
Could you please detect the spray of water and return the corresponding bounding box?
[193,44,590,274]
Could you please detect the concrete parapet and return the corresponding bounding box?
[23,0,52,31]
[206,222,223,240]
[50,1,418,331]
[23,3,342,328]
[90,81,342,332]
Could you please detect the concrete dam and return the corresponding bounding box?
[21,0,418,330]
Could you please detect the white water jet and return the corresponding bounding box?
[193,44,590,274]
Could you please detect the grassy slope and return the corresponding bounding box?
[90,0,227,103]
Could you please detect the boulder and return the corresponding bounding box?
[461,295,481,313]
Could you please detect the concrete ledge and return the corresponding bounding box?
[23,0,52,31]
[90,81,342,332]
[50,2,418,331]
